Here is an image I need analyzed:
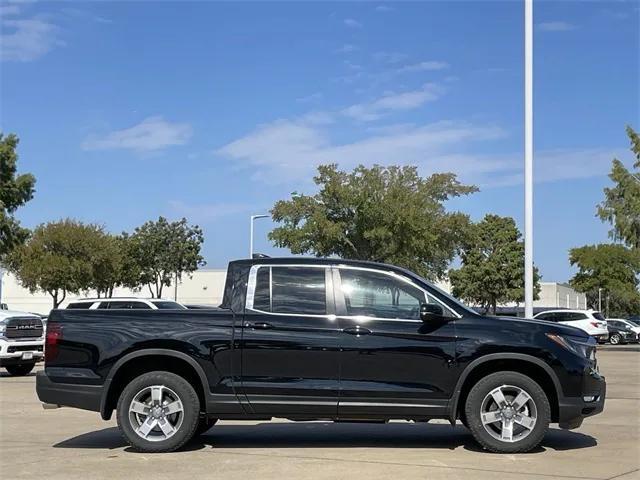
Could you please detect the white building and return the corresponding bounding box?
[0,268,587,316]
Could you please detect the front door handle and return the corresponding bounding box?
[342,326,372,336]
[244,321,274,330]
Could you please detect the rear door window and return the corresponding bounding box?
[66,302,93,309]
[249,266,328,315]
[271,267,327,315]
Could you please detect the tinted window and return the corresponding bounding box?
[537,312,563,322]
[339,269,428,320]
[592,312,605,321]
[270,267,326,315]
[100,301,151,310]
[253,267,271,312]
[67,302,92,309]
[150,301,186,310]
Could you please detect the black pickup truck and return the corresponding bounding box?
[37,257,605,453]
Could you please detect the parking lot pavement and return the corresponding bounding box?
[1,350,638,480]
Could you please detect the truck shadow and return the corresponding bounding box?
[53,423,597,453]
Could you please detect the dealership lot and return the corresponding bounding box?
[1,347,638,480]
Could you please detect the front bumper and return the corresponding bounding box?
[0,339,44,366]
[36,371,103,413]
[558,373,606,429]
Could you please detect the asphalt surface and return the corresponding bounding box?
[1,348,638,480]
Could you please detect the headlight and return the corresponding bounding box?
[0,322,5,334]
[546,333,596,360]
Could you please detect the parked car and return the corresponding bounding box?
[37,258,606,454]
[63,298,187,310]
[0,309,45,376]
[533,309,609,342]
[605,319,640,345]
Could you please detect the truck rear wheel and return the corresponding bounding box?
[464,371,550,453]
[5,363,35,376]
[116,371,200,453]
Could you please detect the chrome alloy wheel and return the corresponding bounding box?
[128,385,184,442]
[480,384,537,443]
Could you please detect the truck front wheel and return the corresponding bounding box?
[5,363,35,376]
[464,371,550,453]
[116,371,200,453]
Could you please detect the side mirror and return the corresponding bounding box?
[420,303,444,322]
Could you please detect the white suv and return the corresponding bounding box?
[533,309,609,342]
[0,310,45,376]
[63,298,186,310]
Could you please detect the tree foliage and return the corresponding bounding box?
[269,164,477,280]
[449,214,541,314]
[5,219,108,308]
[127,217,206,298]
[0,133,36,258]
[597,126,640,249]
[569,244,640,317]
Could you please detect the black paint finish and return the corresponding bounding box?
[37,257,606,429]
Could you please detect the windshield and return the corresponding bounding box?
[151,301,186,310]
[627,319,640,327]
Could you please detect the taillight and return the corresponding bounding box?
[590,322,600,328]
[45,324,62,363]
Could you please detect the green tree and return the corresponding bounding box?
[449,214,541,315]
[127,217,206,298]
[597,126,640,249]
[569,244,640,317]
[87,233,131,298]
[269,164,477,280]
[5,219,106,308]
[0,133,36,257]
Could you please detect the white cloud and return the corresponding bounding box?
[216,119,508,184]
[372,51,408,64]
[396,61,450,73]
[82,116,193,152]
[335,44,358,54]
[341,83,444,122]
[296,92,323,104]
[375,5,394,13]
[1,16,64,62]
[537,21,577,32]
[0,4,21,16]
[344,18,363,28]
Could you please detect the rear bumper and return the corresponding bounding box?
[36,371,103,413]
[558,373,606,429]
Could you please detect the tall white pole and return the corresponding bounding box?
[249,214,269,258]
[524,0,534,318]
[250,216,254,258]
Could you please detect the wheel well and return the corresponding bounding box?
[456,359,559,423]
[102,355,206,420]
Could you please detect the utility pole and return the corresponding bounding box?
[524,0,534,319]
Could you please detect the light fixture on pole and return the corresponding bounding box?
[524,0,534,318]
[250,214,269,258]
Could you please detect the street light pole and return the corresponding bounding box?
[250,214,269,258]
[524,0,534,319]
[598,288,603,312]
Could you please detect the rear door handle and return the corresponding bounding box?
[342,326,372,336]
[244,321,274,330]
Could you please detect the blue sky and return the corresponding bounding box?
[1,0,638,282]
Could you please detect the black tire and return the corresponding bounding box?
[116,371,200,453]
[465,371,550,453]
[5,363,35,376]
[194,417,218,437]
[609,333,621,345]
